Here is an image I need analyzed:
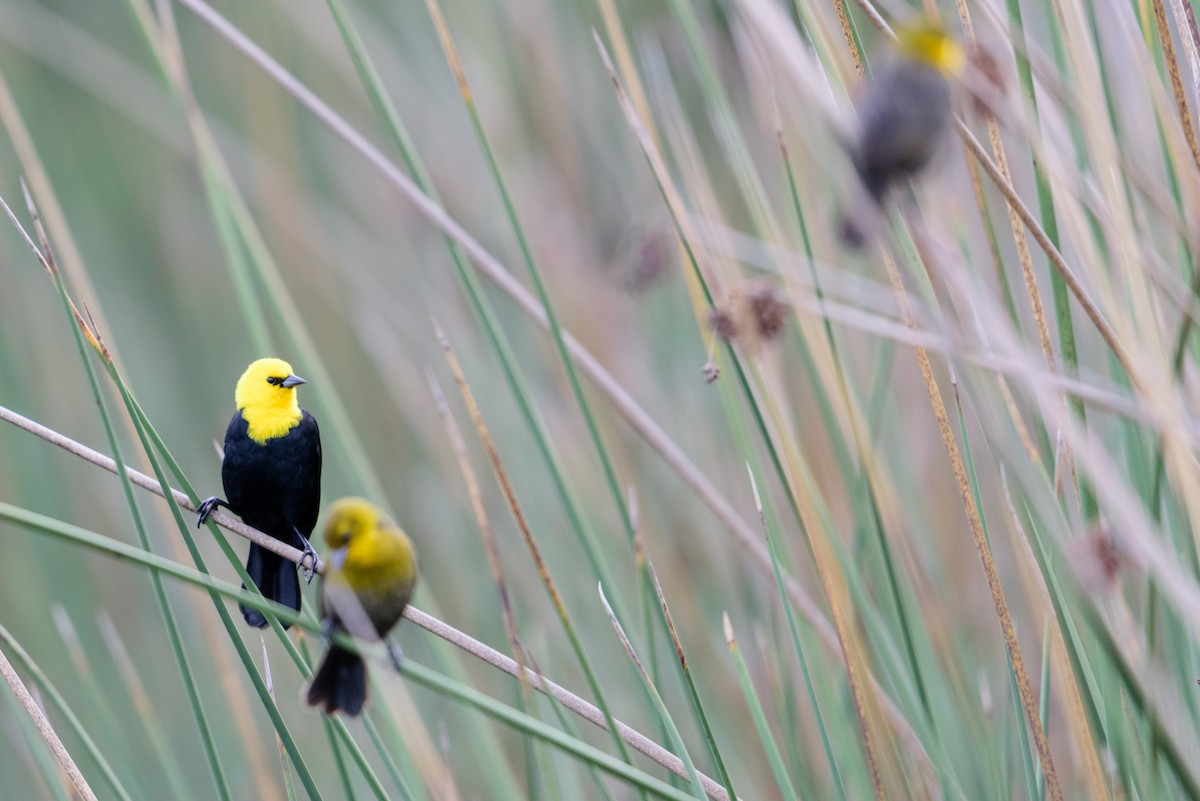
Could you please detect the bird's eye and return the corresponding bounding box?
[266,376,283,386]
[340,531,352,545]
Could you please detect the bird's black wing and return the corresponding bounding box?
[292,410,322,539]
[220,410,253,517]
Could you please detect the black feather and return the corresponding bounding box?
[306,645,367,716]
[221,410,321,629]
[852,60,953,202]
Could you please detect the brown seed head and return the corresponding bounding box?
[746,280,790,341]
[1070,523,1126,593]
[707,304,739,341]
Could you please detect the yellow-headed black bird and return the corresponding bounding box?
[197,357,322,629]
[306,498,417,717]
[841,21,963,246]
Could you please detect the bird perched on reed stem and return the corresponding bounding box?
[197,357,322,629]
[841,20,963,246]
[306,497,417,717]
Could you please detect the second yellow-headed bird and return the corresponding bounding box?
[198,357,322,629]
[306,498,417,717]
[842,21,963,245]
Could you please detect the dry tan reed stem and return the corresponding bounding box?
[0,402,318,572]
[998,478,1112,801]
[407,605,731,800]
[832,0,864,77]
[951,0,1073,493]
[0,644,98,801]
[954,121,1136,384]
[427,339,531,685]
[1151,0,1200,176]
[881,250,1064,801]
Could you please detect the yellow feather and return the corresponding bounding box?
[234,357,304,444]
[895,20,964,74]
[323,498,418,595]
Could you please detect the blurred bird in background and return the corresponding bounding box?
[306,497,417,717]
[841,20,963,247]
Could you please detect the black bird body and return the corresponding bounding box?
[198,357,322,629]
[838,22,960,248]
[221,409,322,628]
[854,59,953,203]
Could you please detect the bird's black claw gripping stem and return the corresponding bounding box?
[295,527,318,584]
[196,496,229,528]
[319,617,334,647]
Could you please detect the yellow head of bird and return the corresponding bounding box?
[323,497,383,556]
[322,497,416,585]
[234,357,307,442]
[894,20,963,74]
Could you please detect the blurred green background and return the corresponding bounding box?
[2,0,1200,799]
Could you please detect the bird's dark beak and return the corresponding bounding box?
[280,374,307,388]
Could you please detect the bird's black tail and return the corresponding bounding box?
[306,645,367,716]
[839,164,890,249]
[858,165,891,207]
[242,543,301,629]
